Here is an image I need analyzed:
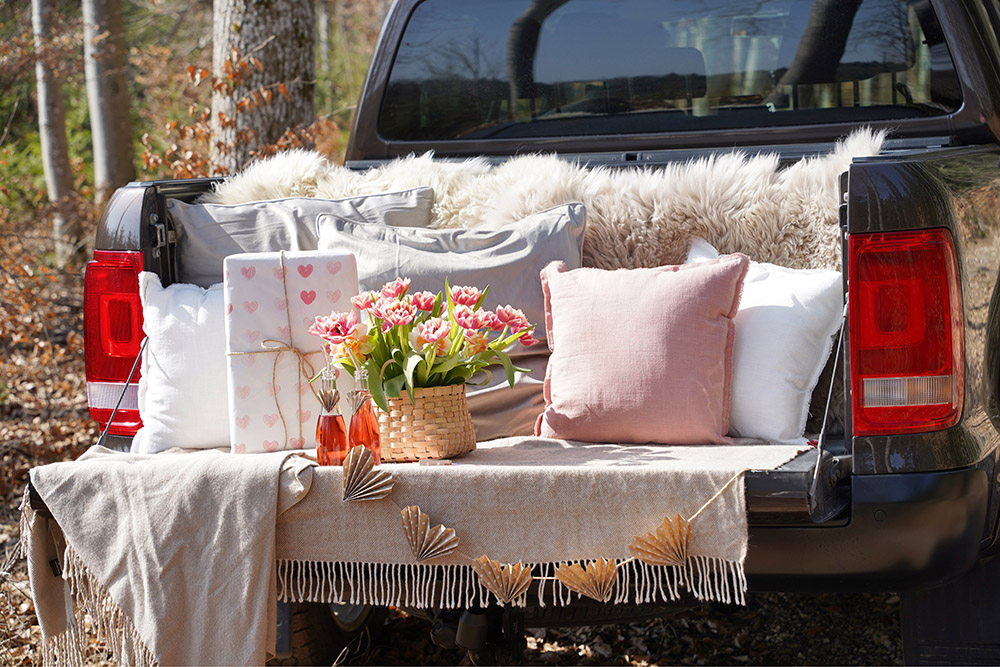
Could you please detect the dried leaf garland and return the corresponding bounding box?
[342,445,394,501]
[555,558,618,602]
[471,555,533,605]
[629,513,691,567]
[400,505,460,561]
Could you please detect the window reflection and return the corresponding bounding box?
[379,0,962,141]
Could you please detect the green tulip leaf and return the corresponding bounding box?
[492,349,518,387]
[365,359,389,412]
[383,373,408,402]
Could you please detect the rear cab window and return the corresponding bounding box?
[379,0,962,142]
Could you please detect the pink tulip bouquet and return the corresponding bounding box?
[308,278,538,412]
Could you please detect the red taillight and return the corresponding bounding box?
[848,229,963,436]
[84,250,144,435]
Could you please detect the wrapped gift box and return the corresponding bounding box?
[224,250,359,453]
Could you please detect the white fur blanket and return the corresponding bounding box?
[202,129,885,272]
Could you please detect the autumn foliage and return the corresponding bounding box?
[0,0,384,661]
[140,50,344,179]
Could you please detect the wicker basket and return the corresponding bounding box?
[377,384,476,462]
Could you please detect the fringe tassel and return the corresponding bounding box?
[53,546,157,666]
[19,488,155,666]
[275,556,747,609]
[40,621,88,667]
[17,486,31,562]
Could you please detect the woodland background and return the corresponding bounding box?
[0,0,382,662]
[0,1,902,664]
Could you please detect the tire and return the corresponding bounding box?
[267,602,388,666]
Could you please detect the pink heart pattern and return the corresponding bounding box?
[297,264,314,278]
[246,329,260,343]
[297,409,312,424]
[278,325,289,338]
[267,383,281,397]
[326,290,341,304]
[289,437,304,449]
[327,261,342,275]
[226,303,233,315]
[300,290,316,305]
[263,440,279,452]
[233,443,246,454]
[272,266,285,280]
[240,266,256,280]
[237,385,251,399]
[243,355,257,367]
[243,300,258,313]
[263,413,279,428]
[235,415,250,430]
[274,297,286,311]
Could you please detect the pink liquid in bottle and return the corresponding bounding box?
[316,413,348,466]
[349,390,382,465]
[315,370,348,466]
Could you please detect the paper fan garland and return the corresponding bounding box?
[342,445,395,501]
[400,505,460,562]
[471,555,534,605]
[555,558,618,603]
[629,513,691,567]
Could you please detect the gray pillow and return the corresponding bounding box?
[316,202,586,342]
[169,187,435,287]
[316,202,587,441]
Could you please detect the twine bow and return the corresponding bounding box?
[228,251,321,450]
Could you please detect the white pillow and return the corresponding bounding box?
[131,273,230,454]
[169,187,435,287]
[686,239,843,444]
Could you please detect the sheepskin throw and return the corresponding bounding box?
[203,129,885,272]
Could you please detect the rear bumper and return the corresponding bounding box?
[747,467,988,591]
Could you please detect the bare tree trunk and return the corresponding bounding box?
[82,0,135,204]
[317,0,330,76]
[32,0,77,265]
[211,0,315,174]
[767,0,863,103]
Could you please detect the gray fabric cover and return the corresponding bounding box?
[316,203,586,341]
[316,203,587,440]
[169,187,435,287]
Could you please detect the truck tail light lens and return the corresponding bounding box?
[84,250,144,435]
[848,229,963,436]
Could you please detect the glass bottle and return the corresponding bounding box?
[348,368,382,465]
[315,370,348,466]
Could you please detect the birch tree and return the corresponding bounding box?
[211,0,315,174]
[82,0,135,203]
[32,0,76,264]
[317,0,329,76]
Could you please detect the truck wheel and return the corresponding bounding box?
[900,555,1000,665]
[268,602,388,666]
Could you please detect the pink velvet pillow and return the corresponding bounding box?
[535,254,749,444]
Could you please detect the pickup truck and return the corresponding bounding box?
[51,0,1000,663]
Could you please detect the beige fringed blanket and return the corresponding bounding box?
[24,438,804,666]
[22,446,316,666]
[276,438,805,610]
